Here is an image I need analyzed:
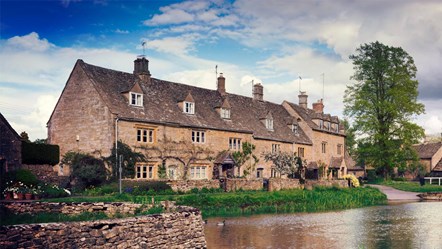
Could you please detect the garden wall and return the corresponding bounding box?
[268,178,301,191]
[21,164,67,186]
[305,179,348,189]
[224,179,262,192]
[166,180,220,192]
[1,201,154,216]
[0,206,206,249]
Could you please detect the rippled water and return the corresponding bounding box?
[205,202,442,249]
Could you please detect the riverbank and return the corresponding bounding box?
[168,186,387,218]
[368,184,420,201]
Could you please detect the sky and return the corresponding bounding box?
[0,0,441,141]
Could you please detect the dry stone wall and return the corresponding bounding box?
[268,178,301,191]
[1,202,148,216]
[304,179,348,190]
[166,180,220,192]
[224,179,263,191]
[0,206,206,249]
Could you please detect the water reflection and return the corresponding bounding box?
[205,202,442,249]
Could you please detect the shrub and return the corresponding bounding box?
[22,142,59,165]
[122,181,172,195]
[8,169,39,186]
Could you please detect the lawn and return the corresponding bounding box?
[382,180,442,193]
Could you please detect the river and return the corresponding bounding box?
[205,202,442,249]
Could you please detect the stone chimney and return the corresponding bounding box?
[217,73,226,95]
[133,56,151,82]
[253,83,264,101]
[298,91,308,109]
[312,99,324,113]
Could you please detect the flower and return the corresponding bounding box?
[343,174,360,187]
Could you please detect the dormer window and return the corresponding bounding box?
[266,118,274,130]
[335,124,339,132]
[184,101,195,114]
[221,108,230,119]
[130,92,143,106]
[292,124,299,134]
[319,120,324,129]
[326,122,330,131]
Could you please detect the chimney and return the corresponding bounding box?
[253,83,264,101]
[312,99,324,113]
[217,73,226,95]
[298,91,308,109]
[134,56,151,81]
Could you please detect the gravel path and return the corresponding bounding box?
[367,184,421,201]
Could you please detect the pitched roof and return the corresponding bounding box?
[413,142,442,159]
[79,60,312,145]
[433,159,442,172]
[0,112,21,139]
[285,101,344,136]
[329,157,343,168]
[345,151,364,171]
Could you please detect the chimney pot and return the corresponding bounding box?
[134,56,151,82]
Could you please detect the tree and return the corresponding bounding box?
[106,141,146,179]
[344,41,425,179]
[264,152,303,178]
[341,119,356,157]
[232,142,258,177]
[20,131,30,142]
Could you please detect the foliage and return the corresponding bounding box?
[232,142,259,177]
[22,142,60,165]
[8,169,39,186]
[137,137,214,180]
[62,151,107,191]
[0,211,109,226]
[105,141,146,179]
[343,174,360,187]
[317,161,327,180]
[33,138,47,144]
[341,119,356,157]
[20,131,30,142]
[344,41,425,179]
[264,152,303,178]
[157,161,167,179]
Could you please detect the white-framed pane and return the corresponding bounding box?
[142,166,147,178]
[137,166,141,178]
[149,166,153,178]
[201,132,205,143]
[149,130,153,143]
[137,129,141,141]
[190,167,195,178]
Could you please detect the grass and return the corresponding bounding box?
[0,211,109,226]
[4,186,387,223]
[382,180,442,193]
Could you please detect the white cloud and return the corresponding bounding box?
[115,29,129,34]
[144,8,194,26]
[5,32,54,52]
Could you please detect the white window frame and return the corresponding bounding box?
[319,120,324,129]
[292,124,299,134]
[266,118,274,130]
[130,92,143,106]
[335,124,339,132]
[221,108,230,119]
[229,138,241,150]
[272,144,280,153]
[137,128,154,143]
[136,164,155,179]
[184,101,195,114]
[192,130,205,144]
[190,166,207,180]
[322,142,327,154]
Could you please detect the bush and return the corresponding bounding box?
[40,184,70,198]
[22,142,59,165]
[122,181,172,195]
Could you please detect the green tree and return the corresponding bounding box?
[232,142,258,177]
[20,131,30,142]
[341,119,356,157]
[106,141,146,179]
[344,41,425,179]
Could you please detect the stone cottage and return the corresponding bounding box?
[0,113,22,173]
[47,56,347,180]
[413,142,442,176]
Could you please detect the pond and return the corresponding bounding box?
[205,202,442,248]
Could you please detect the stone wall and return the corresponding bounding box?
[304,179,348,190]
[224,179,263,192]
[1,201,152,216]
[268,178,301,191]
[21,164,67,186]
[0,206,206,249]
[166,180,220,192]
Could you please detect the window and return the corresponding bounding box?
[221,108,230,119]
[335,124,339,132]
[337,144,342,155]
[184,101,195,114]
[190,166,206,179]
[326,122,330,131]
[266,118,274,130]
[130,92,143,106]
[136,164,154,179]
[298,147,305,158]
[229,138,241,150]
[292,124,299,134]
[272,144,280,153]
[168,166,177,180]
[257,168,263,178]
[322,142,327,154]
[192,130,205,144]
[137,128,154,143]
[319,120,324,129]
[271,168,277,178]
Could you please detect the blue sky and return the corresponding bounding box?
[1,0,441,140]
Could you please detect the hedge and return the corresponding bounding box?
[22,142,60,165]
